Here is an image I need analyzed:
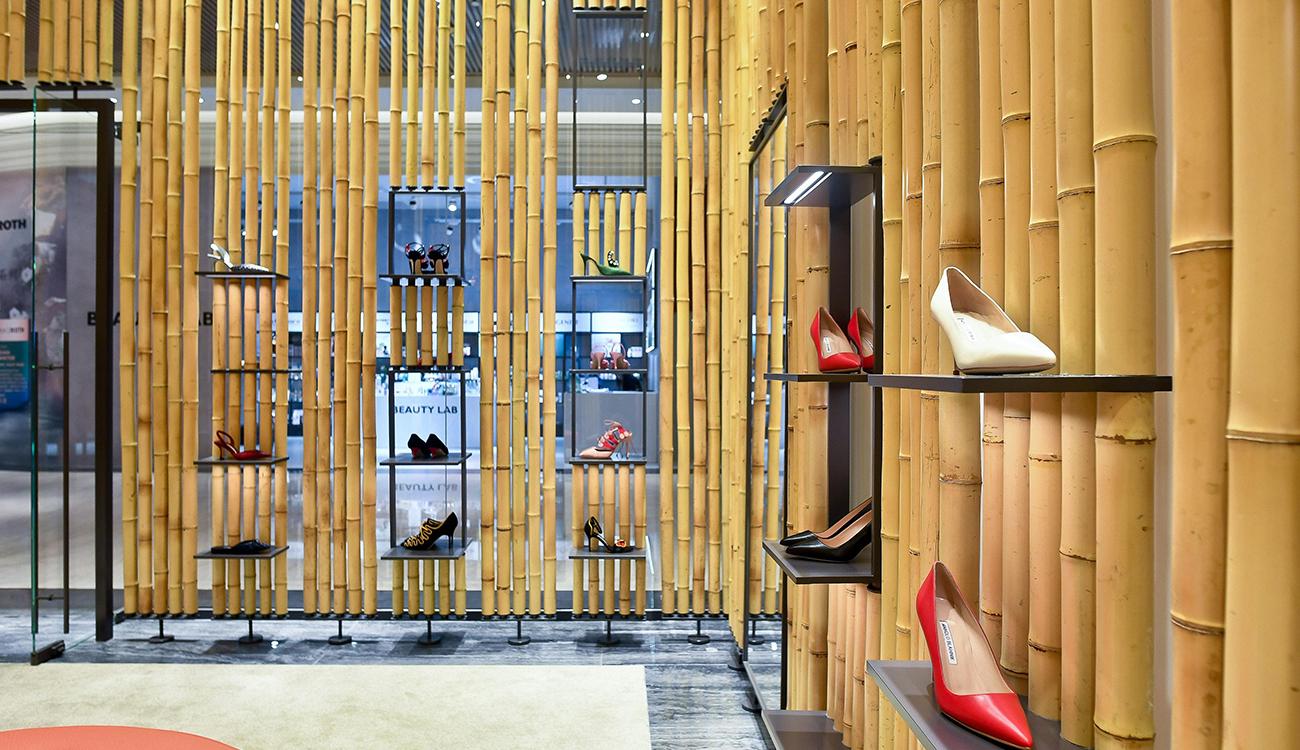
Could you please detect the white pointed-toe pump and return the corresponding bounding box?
[930,266,1056,375]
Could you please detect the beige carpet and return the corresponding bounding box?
[0,663,652,750]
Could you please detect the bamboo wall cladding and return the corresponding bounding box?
[0,0,25,82]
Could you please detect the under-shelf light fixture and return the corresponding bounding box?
[783,170,829,205]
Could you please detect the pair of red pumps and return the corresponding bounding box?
[918,562,1034,749]
[810,306,875,373]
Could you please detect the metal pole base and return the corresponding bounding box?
[327,619,352,646]
[687,619,710,645]
[594,619,619,647]
[507,618,531,647]
[727,648,745,672]
[238,618,264,645]
[416,620,443,646]
[748,620,765,645]
[148,617,174,644]
[741,691,763,715]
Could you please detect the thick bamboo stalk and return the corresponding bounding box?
[1092,0,1156,746]
[572,465,585,611]
[658,0,677,613]
[634,464,647,612]
[98,0,111,80]
[37,0,51,79]
[1164,1,1231,748]
[601,466,616,612]
[1223,4,1299,747]
[749,144,772,614]
[274,0,293,615]
[976,0,1006,660]
[572,194,585,278]
[634,193,647,277]
[585,465,599,611]
[525,0,543,615]
[81,0,95,83]
[508,0,529,614]
[492,0,510,615]
[618,192,632,276]
[69,0,82,80]
[998,0,1031,692]
[1027,0,1061,717]
[437,0,452,187]
[301,0,320,613]
[255,0,275,615]
[0,2,11,80]
[420,0,436,184]
[120,0,142,616]
[704,0,723,614]
[1055,0,1096,742]
[602,191,616,270]
[673,0,690,613]
[181,0,201,615]
[453,0,467,187]
[317,0,336,613]
[151,0,171,614]
[166,0,185,614]
[390,0,404,191]
[936,0,982,606]
[135,0,154,612]
[333,0,352,614]
[224,0,244,615]
[618,464,632,614]
[52,0,68,79]
[477,0,496,615]
[405,0,419,183]
[688,0,706,615]
[363,0,384,614]
[542,0,559,614]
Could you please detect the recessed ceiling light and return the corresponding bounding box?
[297,75,303,82]
[631,98,641,105]
[565,74,572,80]
[449,203,458,212]
[596,73,608,81]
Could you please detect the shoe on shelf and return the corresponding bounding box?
[579,251,633,277]
[847,307,876,371]
[400,513,459,550]
[214,430,272,461]
[211,539,274,556]
[208,243,272,274]
[583,516,635,554]
[425,433,450,458]
[577,421,633,460]
[427,243,451,275]
[917,561,1033,750]
[810,306,863,373]
[780,498,873,547]
[784,505,874,563]
[931,266,1055,375]
[408,433,451,460]
[404,242,427,274]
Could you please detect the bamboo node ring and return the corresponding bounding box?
[1170,611,1226,636]
[1000,111,1031,125]
[1225,429,1300,445]
[1093,133,1158,152]
[1093,724,1156,743]
[1169,238,1233,256]
[1057,185,1095,199]
[1058,549,1097,563]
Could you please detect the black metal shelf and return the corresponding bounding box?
[573,182,648,191]
[389,185,466,194]
[868,660,1084,750]
[572,368,649,375]
[380,273,468,285]
[766,164,879,208]
[194,545,289,561]
[868,373,1172,393]
[196,270,288,281]
[762,539,875,585]
[568,456,649,466]
[210,368,297,375]
[385,364,470,375]
[766,371,871,383]
[759,709,846,750]
[569,273,648,284]
[380,452,473,467]
[195,455,289,467]
[572,8,648,19]
[381,540,470,561]
[568,544,648,562]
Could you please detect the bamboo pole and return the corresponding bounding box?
[438,0,452,187]
[391,0,404,193]
[343,0,366,615]
[602,466,616,612]
[1092,0,1156,745]
[453,0,466,188]
[542,0,559,614]
[673,0,690,614]
[5,1,21,81]
[618,464,631,614]
[936,0,982,604]
[317,0,337,614]
[0,2,11,81]
[618,192,632,276]
[421,0,435,184]
[634,193,647,277]
[634,464,647,612]
[1055,0,1096,742]
[998,0,1031,693]
[705,0,723,614]
[98,0,111,80]
[69,0,82,80]
[150,0,171,614]
[207,0,228,613]
[1223,3,1299,747]
[406,0,419,184]
[478,0,497,616]
[224,0,244,615]
[525,0,543,614]
[508,0,529,614]
[1165,1,1231,748]
[588,192,600,275]
[332,0,351,614]
[573,194,586,280]
[976,0,1006,659]
[37,0,51,80]
[53,0,68,79]
[587,465,599,611]
[602,191,616,271]
[879,0,902,740]
[166,0,185,614]
[363,0,384,614]
[120,0,141,616]
[917,0,941,636]
[81,0,94,83]
[300,0,321,615]
[1027,0,1061,717]
[658,0,677,613]
[572,466,585,612]
[492,0,511,615]
[180,0,201,615]
[899,0,921,718]
[257,0,274,615]
[688,0,706,615]
[275,0,293,615]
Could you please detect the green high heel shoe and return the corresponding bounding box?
[579,250,633,277]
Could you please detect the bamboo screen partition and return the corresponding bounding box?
[34,0,111,83]
[477,0,561,616]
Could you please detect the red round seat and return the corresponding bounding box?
[0,726,236,749]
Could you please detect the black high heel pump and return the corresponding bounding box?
[583,516,634,554]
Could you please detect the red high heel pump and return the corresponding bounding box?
[847,307,875,371]
[214,430,272,461]
[810,306,862,373]
[917,562,1033,749]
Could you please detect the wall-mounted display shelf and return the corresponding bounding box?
[868,373,1172,393]
[195,270,289,281]
[381,540,472,562]
[568,546,649,562]
[765,164,879,209]
[761,539,875,586]
[380,452,474,467]
[195,455,289,467]
[765,371,872,384]
[194,545,289,561]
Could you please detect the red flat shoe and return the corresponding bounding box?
[847,307,876,371]
[810,306,862,373]
[214,430,272,461]
[917,562,1033,749]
